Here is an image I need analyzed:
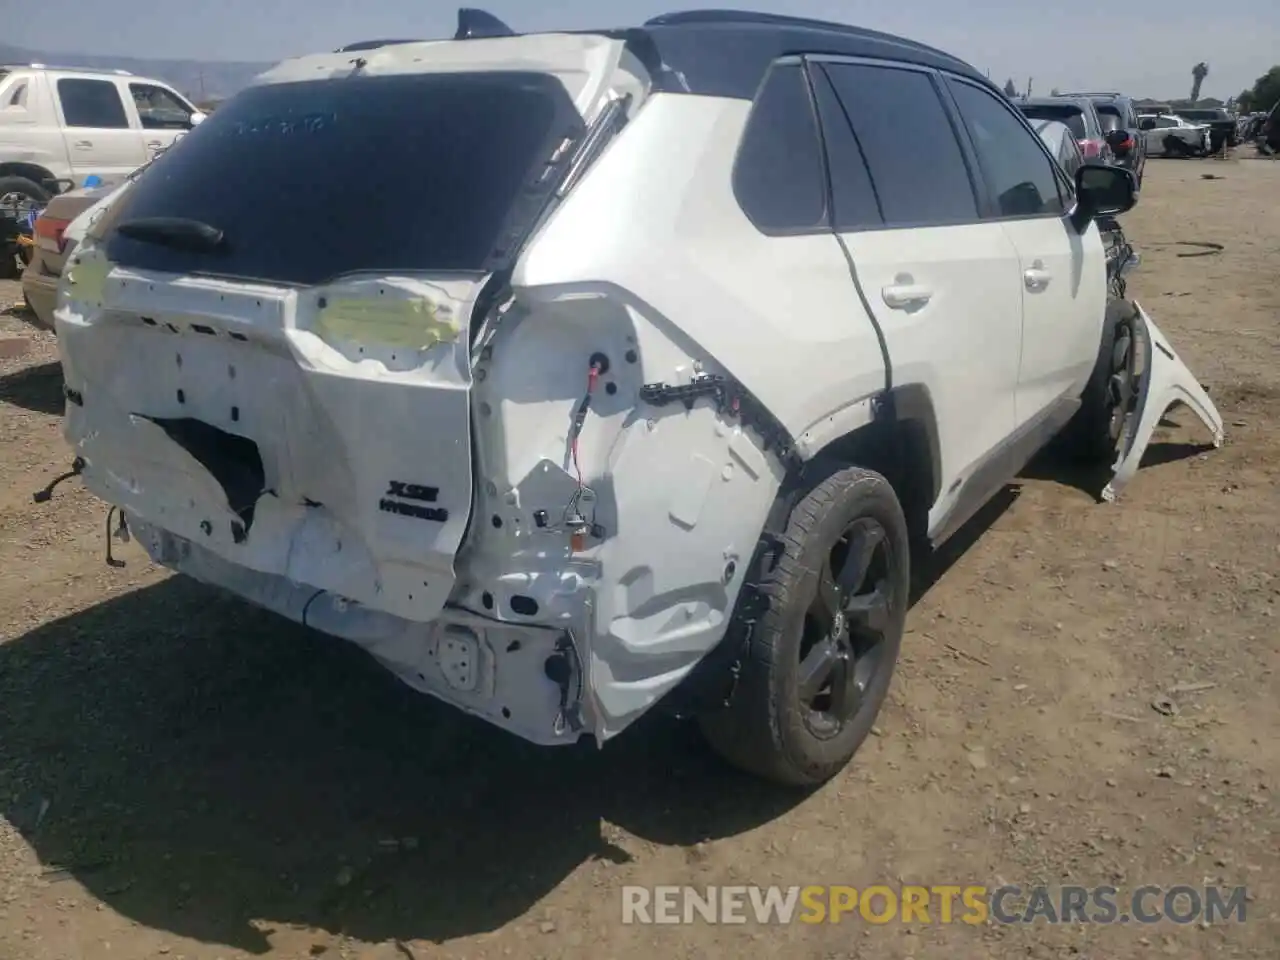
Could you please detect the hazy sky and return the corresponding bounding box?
[5,0,1278,100]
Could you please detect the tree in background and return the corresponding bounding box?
[1003,78,1018,97]
[1050,87,1061,96]
[1190,62,1209,103]
[1236,66,1280,113]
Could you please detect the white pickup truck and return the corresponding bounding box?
[0,63,204,206]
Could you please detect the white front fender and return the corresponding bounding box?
[1102,301,1225,502]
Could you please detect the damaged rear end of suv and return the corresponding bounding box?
[49,10,1224,788]
[53,22,670,746]
[54,10,832,765]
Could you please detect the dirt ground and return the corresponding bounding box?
[1,158,1277,960]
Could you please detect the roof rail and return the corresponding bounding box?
[455,8,516,39]
[11,63,133,76]
[334,39,423,52]
[643,9,970,69]
[647,9,870,32]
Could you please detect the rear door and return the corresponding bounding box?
[53,76,147,180]
[944,77,1107,430]
[810,59,1023,528]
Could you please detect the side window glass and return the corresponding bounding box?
[57,79,129,129]
[820,63,978,228]
[733,63,827,233]
[130,83,194,130]
[809,68,882,230]
[948,79,1064,218]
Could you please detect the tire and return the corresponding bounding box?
[1059,298,1137,463]
[0,176,50,281]
[0,174,51,208]
[699,466,910,787]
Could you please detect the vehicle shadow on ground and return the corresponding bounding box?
[0,493,1013,952]
[0,360,64,415]
[0,579,796,952]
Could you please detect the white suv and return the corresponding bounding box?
[49,10,1224,786]
[0,63,204,204]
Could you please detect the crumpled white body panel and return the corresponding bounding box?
[1102,301,1225,502]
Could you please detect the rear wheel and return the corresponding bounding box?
[1060,298,1138,463]
[699,466,910,787]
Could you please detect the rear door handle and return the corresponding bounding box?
[881,283,933,309]
[146,140,163,149]
[74,140,93,149]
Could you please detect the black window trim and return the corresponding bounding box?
[730,55,832,238]
[940,74,1077,224]
[803,53,988,233]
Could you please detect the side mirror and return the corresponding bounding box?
[188,110,206,127]
[1073,163,1137,227]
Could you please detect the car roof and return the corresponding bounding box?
[1020,96,1089,108]
[335,8,995,101]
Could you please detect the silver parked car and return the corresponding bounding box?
[1028,118,1085,179]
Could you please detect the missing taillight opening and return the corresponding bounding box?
[35,217,71,251]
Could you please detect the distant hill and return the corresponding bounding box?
[0,43,272,101]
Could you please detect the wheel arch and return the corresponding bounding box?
[666,383,941,716]
[801,384,942,539]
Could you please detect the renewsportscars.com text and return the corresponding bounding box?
[621,884,1249,925]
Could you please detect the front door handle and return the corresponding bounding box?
[881,283,934,310]
[1023,262,1052,291]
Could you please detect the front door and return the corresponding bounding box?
[943,76,1108,428]
[126,82,197,159]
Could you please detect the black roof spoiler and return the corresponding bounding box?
[334,9,515,53]
[455,8,516,39]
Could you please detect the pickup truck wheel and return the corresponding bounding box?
[0,176,50,280]
[0,175,50,211]
[1061,298,1138,463]
[699,466,909,787]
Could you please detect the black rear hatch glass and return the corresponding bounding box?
[103,72,584,287]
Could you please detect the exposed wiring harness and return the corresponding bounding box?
[559,355,607,541]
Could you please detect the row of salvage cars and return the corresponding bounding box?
[1014,92,1238,189]
[22,9,1226,787]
